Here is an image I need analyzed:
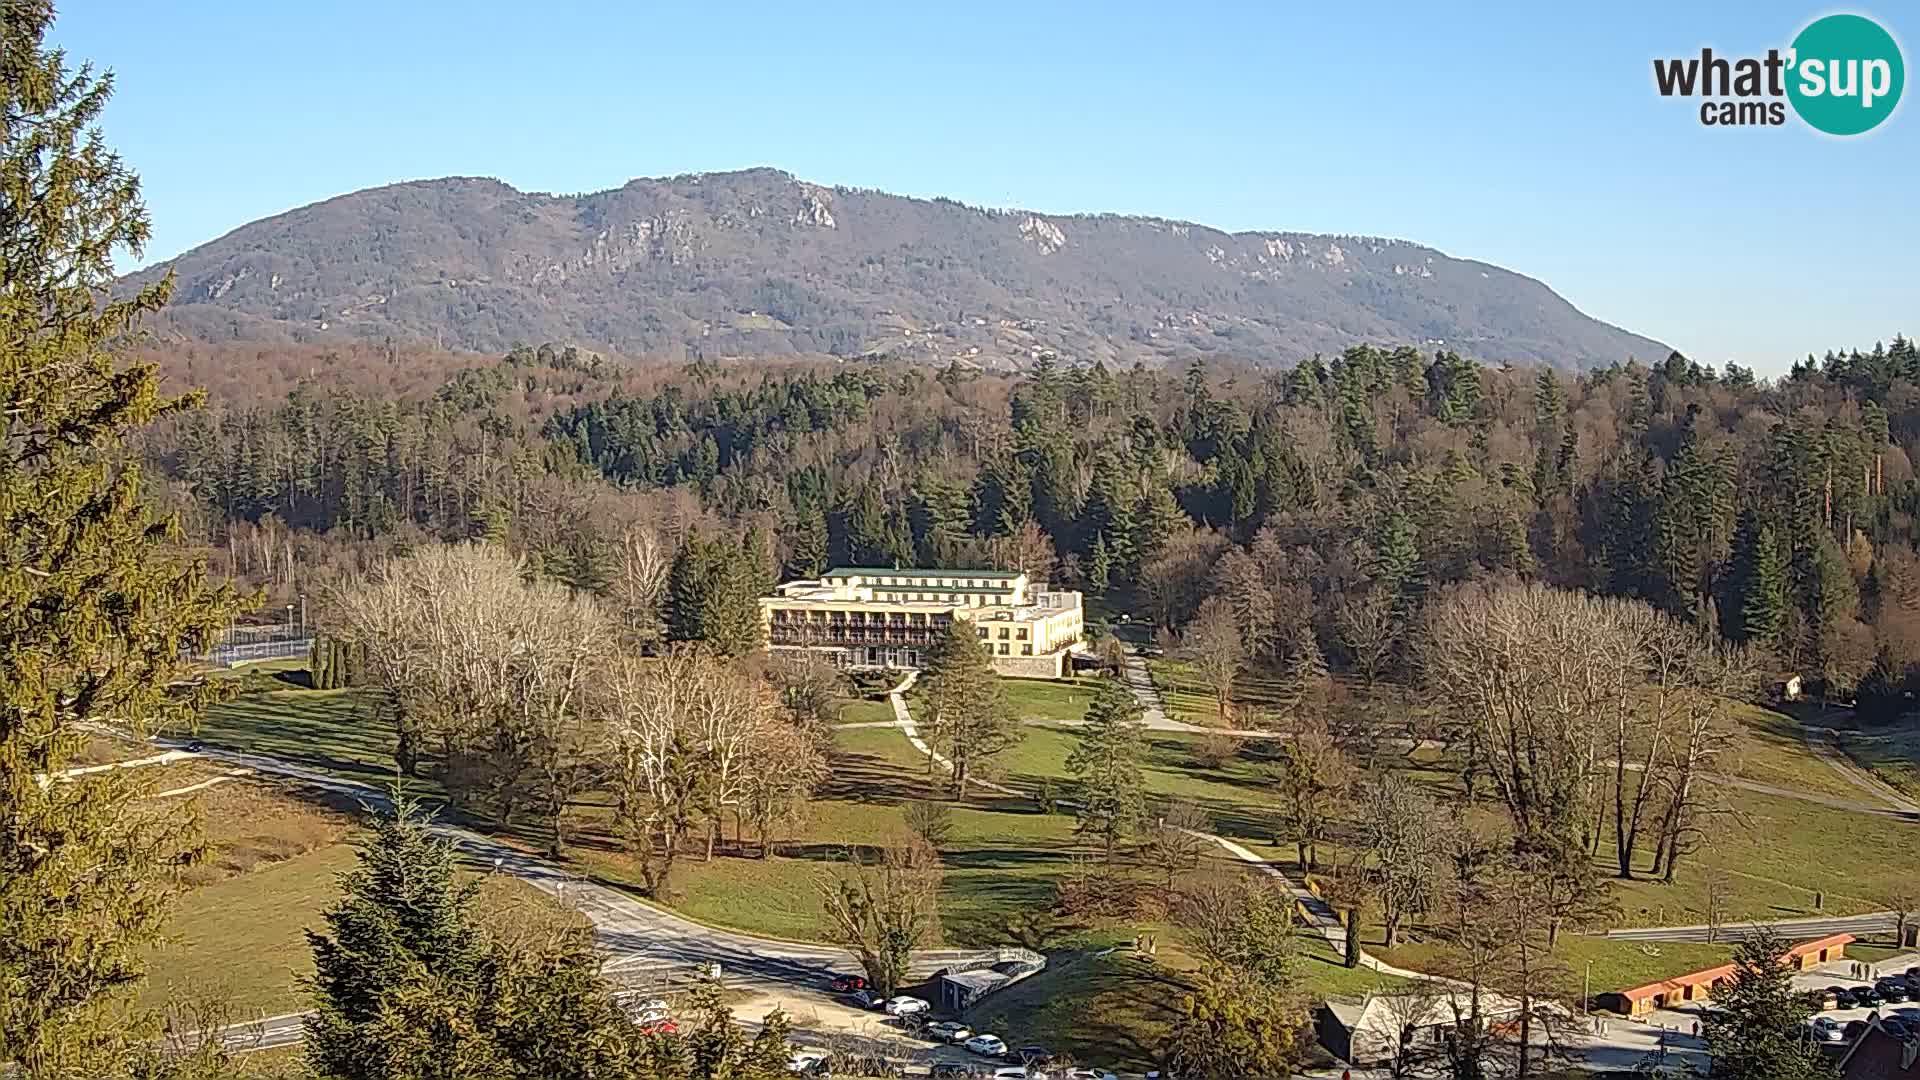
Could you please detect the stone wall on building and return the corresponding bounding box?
[991,652,1066,679]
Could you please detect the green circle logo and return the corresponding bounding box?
[1788,14,1904,135]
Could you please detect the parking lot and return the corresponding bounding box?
[1791,952,1920,1049]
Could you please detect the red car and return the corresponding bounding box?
[829,974,869,993]
[639,1018,678,1036]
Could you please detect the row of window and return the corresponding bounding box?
[863,575,1006,588]
[874,591,1009,605]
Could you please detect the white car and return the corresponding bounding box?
[994,1069,1045,1080]
[965,1033,1009,1058]
[883,994,930,1016]
[1063,1071,1117,1080]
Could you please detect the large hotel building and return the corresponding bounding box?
[760,567,1084,678]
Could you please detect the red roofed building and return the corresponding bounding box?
[1597,933,1854,1017]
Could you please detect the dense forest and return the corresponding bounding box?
[141,335,1920,712]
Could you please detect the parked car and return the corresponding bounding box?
[1017,1046,1055,1067]
[1893,1007,1920,1022]
[1877,978,1911,1003]
[847,989,882,1010]
[1884,1017,1915,1040]
[787,1049,831,1077]
[1826,985,1853,1008]
[639,1018,677,1036]
[965,1034,1010,1058]
[1844,1020,1871,1041]
[992,1069,1043,1080]
[883,995,931,1017]
[1808,1016,1849,1044]
[637,1007,670,1026]
[927,1021,974,1044]
[1811,989,1839,1011]
[829,974,868,993]
[1858,985,1886,1007]
[1062,1070,1120,1080]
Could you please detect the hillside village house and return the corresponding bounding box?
[760,567,1083,678]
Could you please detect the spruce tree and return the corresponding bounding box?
[0,5,237,1071]
[1087,531,1112,595]
[787,501,829,578]
[919,621,1019,798]
[1728,515,1787,646]
[305,795,639,1080]
[1065,679,1147,860]
[305,795,490,1076]
[1699,931,1829,1080]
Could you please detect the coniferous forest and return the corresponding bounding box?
[141,336,1920,710]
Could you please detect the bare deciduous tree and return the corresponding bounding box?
[1272,711,1351,873]
[1357,769,1448,949]
[1336,585,1400,685]
[1140,799,1212,891]
[817,837,944,997]
[332,543,610,851]
[1423,583,1624,855]
[609,524,670,645]
[1181,596,1246,725]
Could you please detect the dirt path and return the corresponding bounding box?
[1803,729,1920,814]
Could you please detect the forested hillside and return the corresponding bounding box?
[119,168,1668,369]
[144,336,1920,708]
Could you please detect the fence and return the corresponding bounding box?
[200,620,314,667]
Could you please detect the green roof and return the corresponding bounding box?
[824,567,1021,580]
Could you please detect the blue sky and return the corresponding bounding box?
[57,1,1917,372]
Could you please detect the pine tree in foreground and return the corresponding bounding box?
[0,2,238,1073]
[1699,929,1832,1080]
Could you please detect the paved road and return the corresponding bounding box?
[119,729,1002,1050]
[1604,912,1900,944]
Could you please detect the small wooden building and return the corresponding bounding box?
[1599,933,1853,1017]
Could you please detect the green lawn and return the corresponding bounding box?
[833,696,896,725]
[1836,721,1920,801]
[1002,677,1099,725]
[197,687,404,787]
[138,841,354,1016]
[139,831,581,1019]
[1375,934,1734,998]
[1605,783,1919,924]
[1144,658,1215,725]
[958,930,1408,1072]
[1722,703,1861,799]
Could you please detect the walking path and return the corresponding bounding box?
[1804,728,1920,815]
[884,670,1432,983]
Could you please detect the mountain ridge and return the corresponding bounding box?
[123,166,1670,369]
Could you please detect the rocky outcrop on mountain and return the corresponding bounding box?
[124,167,1666,369]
